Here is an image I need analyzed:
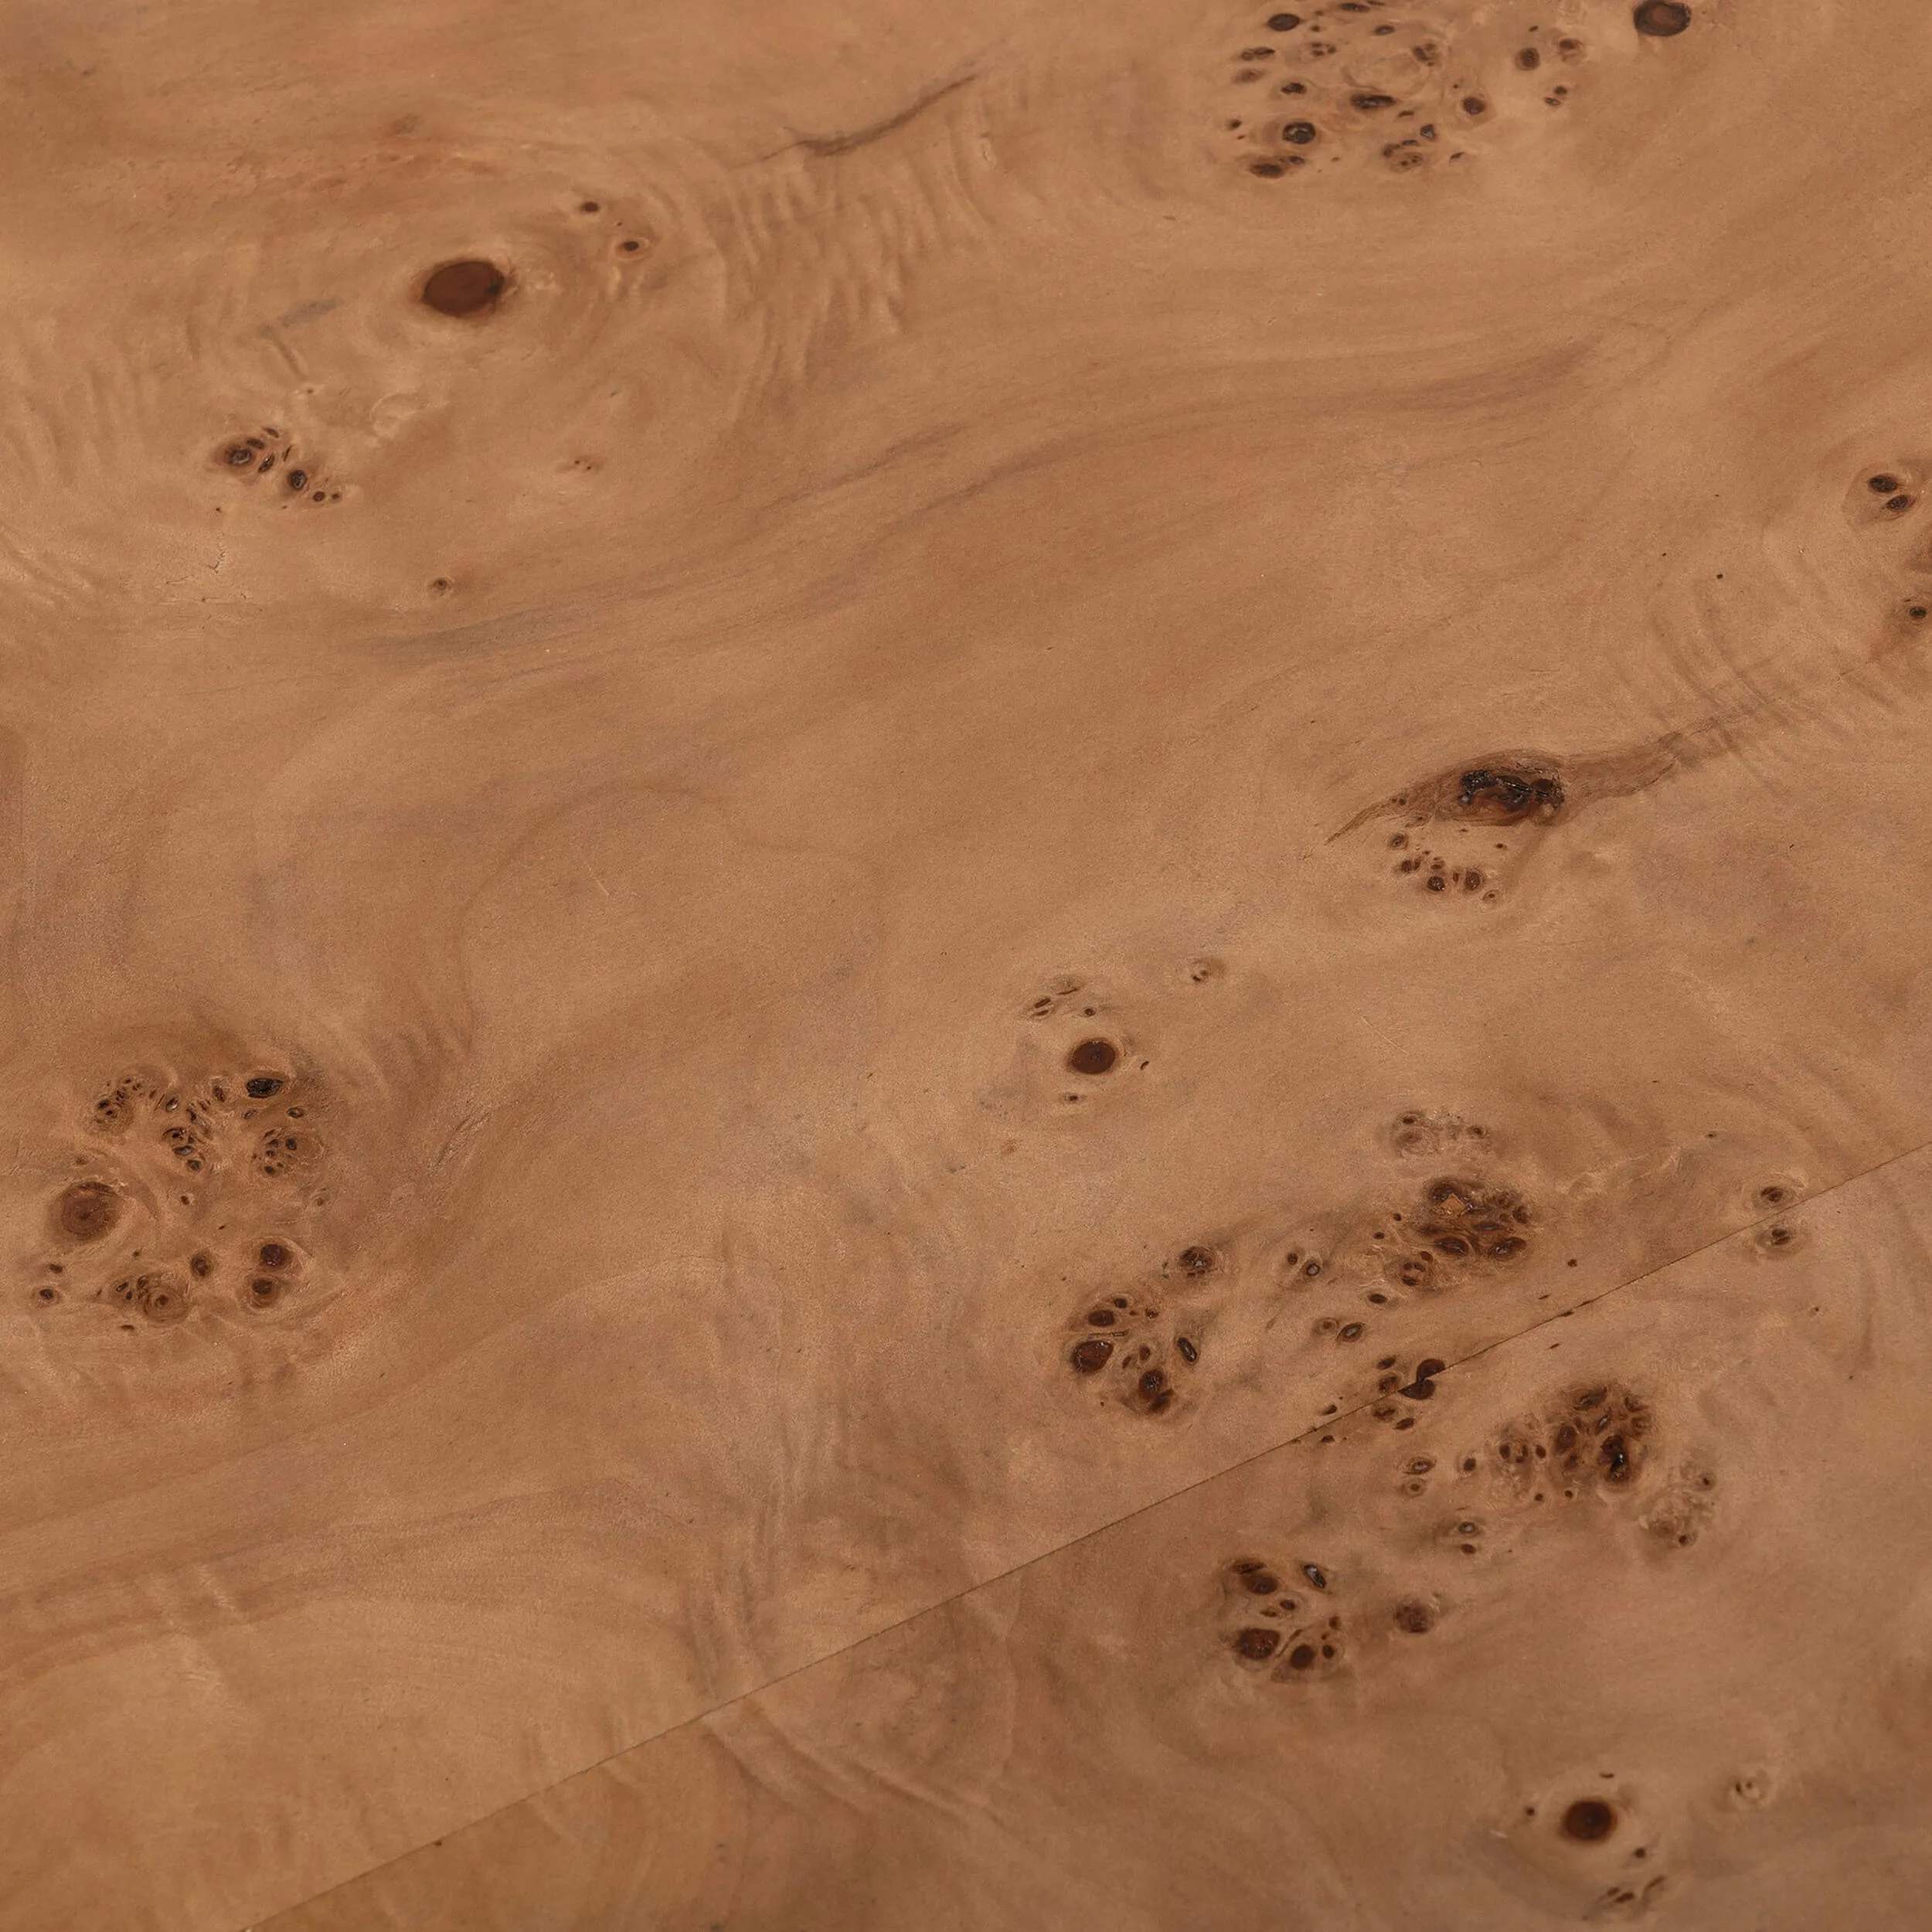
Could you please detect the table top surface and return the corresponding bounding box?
[3,2,1925,1928]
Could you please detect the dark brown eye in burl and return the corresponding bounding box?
[1632,1,1691,34]
[420,259,510,317]
[1066,1038,1119,1076]
[55,1181,121,1240]
[1562,1798,1618,1841]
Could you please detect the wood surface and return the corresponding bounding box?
[4,0,1930,1926]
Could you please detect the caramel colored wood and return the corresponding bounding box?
[265,1146,1932,1932]
[5,0,1931,1926]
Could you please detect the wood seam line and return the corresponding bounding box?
[252,1127,1932,1929]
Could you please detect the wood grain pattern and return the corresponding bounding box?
[267,1145,1932,1932]
[3,0,1930,1925]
